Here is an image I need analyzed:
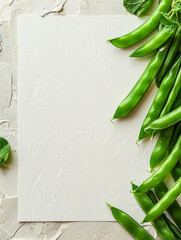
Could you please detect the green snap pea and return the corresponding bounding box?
[107,0,172,48]
[130,26,175,58]
[154,181,181,230]
[106,203,155,240]
[137,54,181,141]
[172,162,181,182]
[147,106,181,130]
[153,66,181,137]
[150,126,174,170]
[134,134,181,193]
[156,27,181,87]
[132,183,177,240]
[143,178,181,223]
[112,43,169,119]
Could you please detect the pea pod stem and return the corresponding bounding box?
[143,178,181,222]
[130,26,175,58]
[106,203,155,240]
[134,134,181,193]
[146,106,181,130]
[113,43,169,119]
[107,0,173,48]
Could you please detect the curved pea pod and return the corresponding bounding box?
[132,183,177,240]
[143,178,181,222]
[130,26,175,57]
[152,67,181,137]
[147,106,181,130]
[134,134,181,193]
[112,44,169,119]
[172,162,181,182]
[154,181,181,229]
[156,27,181,87]
[107,0,173,48]
[138,54,181,141]
[106,203,155,240]
[150,126,174,170]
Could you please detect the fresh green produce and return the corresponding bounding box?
[132,183,177,240]
[143,178,181,222]
[107,0,172,48]
[156,28,181,87]
[112,45,169,119]
[149,126,174,169]
[154,181,181,229]
[130,26,176,57]
[147,106,181,130]
[134,134,181,192]
[123,0,154,16]
[106,203,155,240]
[0,137,10,167]
[138,55,181,141]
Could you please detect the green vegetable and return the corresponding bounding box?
[150,127,174,169]
[112,44,169,119]
[130,26,175,57]
[123,0,154,16]
[156,28,181,87]
[134,134,181,193]
[154,181,181,229]
[107,0,173,48]
[132,183,177,240]
[138,54,181,141]
[106,203,155,240]
[0,137,10,167]
[147,106,181,130]
[143,178,181,222]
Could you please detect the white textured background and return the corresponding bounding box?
[0,0,160,239]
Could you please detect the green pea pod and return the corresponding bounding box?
[130,26,175,57]
[152,66,181,136]
[107,0,173,48]
[112,43,169,119]
[106,203,155,240]
[134,134,181,193]
[138,54,181,141]
[132,183,177,240]
[150,126,174,169]
[172,162,181,182]
[156,27,181,87]
[147,106,181,130]
[143,178,181,222]
[154,181,181,229]
[148,189,181,240]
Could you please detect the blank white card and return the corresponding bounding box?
[18,16,156,221]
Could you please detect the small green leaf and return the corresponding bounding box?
[0,138,10,167]
[173,2,181,13]
[160,12,179,27]
[123,0,154,16]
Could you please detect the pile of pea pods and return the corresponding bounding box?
[106,0,181,239]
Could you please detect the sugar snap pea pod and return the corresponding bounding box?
[172,162,181,182]
[132,183,177,240]
[143,178,181,223]
[130,26,175,58]
[150,126,174,170]
[112,44,169,119]
[169,122,181,154]
[134,134,181,193]
[106,203,155,240]
[154,181,181,230]
[107,0,172,48]
[156,27,181,87]
[138,55,181,141]
[147,106,181,130]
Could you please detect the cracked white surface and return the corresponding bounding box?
[0,0,161,239]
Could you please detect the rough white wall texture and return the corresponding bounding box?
[0,0,160,239]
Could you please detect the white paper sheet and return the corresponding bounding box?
[18,16,157,221]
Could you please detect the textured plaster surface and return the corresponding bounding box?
[0,0,163,239]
